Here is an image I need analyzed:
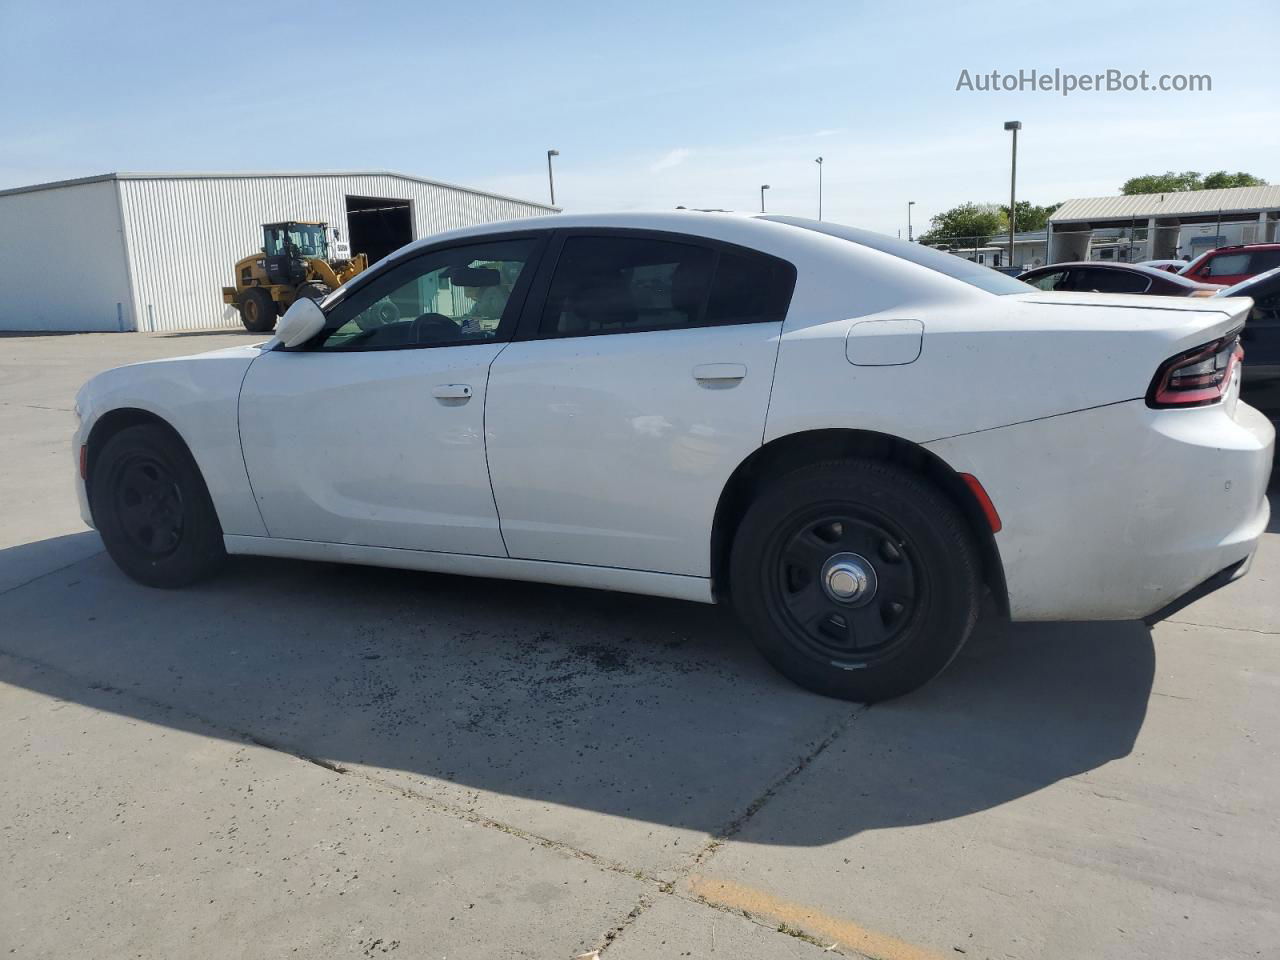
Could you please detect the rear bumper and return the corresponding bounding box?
[926,397,1274,622]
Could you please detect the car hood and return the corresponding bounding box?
[76,342,270,419]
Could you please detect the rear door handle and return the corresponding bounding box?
[693,363,747,384]
[432,384,473,401]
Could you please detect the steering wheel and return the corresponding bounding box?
[411,313,461,345]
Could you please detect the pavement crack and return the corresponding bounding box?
[688,705,866,871]
[1165,618,1280,637]
[0,546,104,597]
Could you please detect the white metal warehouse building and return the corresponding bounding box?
[0,171,556,332]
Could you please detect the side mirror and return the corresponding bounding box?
[276,296,325,348]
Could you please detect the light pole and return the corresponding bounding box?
[1003,121,1021,269]
[814,158,823,220]
[907,201,915,242]
[760,184,770,213]
[546,149,559,206]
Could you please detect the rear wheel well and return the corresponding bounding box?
[710,429,1009,614]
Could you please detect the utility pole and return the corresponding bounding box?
[546,149,559,206]
[815,158,823,220]
[1004,121,1021,270]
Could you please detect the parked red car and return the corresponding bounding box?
[1179,243,1280,287]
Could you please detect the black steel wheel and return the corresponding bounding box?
[730,459,981,702]
[90,424,227,588]
[772,507,919,667]
[111,453,185,558]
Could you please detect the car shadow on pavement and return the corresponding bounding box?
[0,544,1153,848]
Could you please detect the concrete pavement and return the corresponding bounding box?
[1,331,1278,959]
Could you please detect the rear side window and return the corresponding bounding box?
[538,235,794,337]
[1250,249,1280,273]
[1027,270,1068,291]
[1074,269,1149,294]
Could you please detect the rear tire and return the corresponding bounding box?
[238,288,276,333]
[729,459,980,702]
[90,424,227,588]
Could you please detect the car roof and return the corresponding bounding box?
[1201,242,1280,253]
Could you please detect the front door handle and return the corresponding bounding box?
[693,363,747,386]
[432,384,473,401]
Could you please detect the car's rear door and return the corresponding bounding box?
[484,229,796,577]
[238,233,545,555]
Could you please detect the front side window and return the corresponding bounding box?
[539,235,794,337]
[1205,253,1251,277]
[315,238,536,351]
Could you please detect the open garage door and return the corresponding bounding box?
[345,196,413,265]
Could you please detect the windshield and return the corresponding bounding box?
[761,215,1034,295]
[264,224,329,260]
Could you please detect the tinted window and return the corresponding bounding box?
[1205,253,1251,277]
[316,239,536,351]
[1027,270,1068,291]
[1074,268,1149,294]
[539,236,793,337]
[761,215,1033,295]
[1250,249,1280,272]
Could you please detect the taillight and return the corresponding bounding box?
[1146,332,1243,408]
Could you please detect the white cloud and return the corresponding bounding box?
[650,148,692,173]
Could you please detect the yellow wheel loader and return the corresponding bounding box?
[222,221,368,332]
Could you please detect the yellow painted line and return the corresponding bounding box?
[686,874,950,960]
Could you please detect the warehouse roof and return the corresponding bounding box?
[1050,184,1280,224]
[0,170,558,211]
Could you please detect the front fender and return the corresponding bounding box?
[77,346,268,537]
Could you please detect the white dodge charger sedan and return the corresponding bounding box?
[74,213,1274,701]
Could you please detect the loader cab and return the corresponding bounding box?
[262,221,329,286]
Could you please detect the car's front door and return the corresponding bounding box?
[238,235,544,555]
[484,230,796,577]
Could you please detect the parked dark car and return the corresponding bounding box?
[1180,243,1280,287]
[1215,266,1280,384]
[1018,261,1222,296]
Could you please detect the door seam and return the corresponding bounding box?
[483,340,514,558]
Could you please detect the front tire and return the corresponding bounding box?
[90,424,227,588]
[730,460,980,702]
[295,281,329,302]
[238,288,276,333]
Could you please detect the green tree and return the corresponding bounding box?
[1000,200,1061,233]
[1201,170,1268,190]
[1120,170,1267,194]
[917,202,1004,248]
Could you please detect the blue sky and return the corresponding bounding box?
[3,1,1277,234]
